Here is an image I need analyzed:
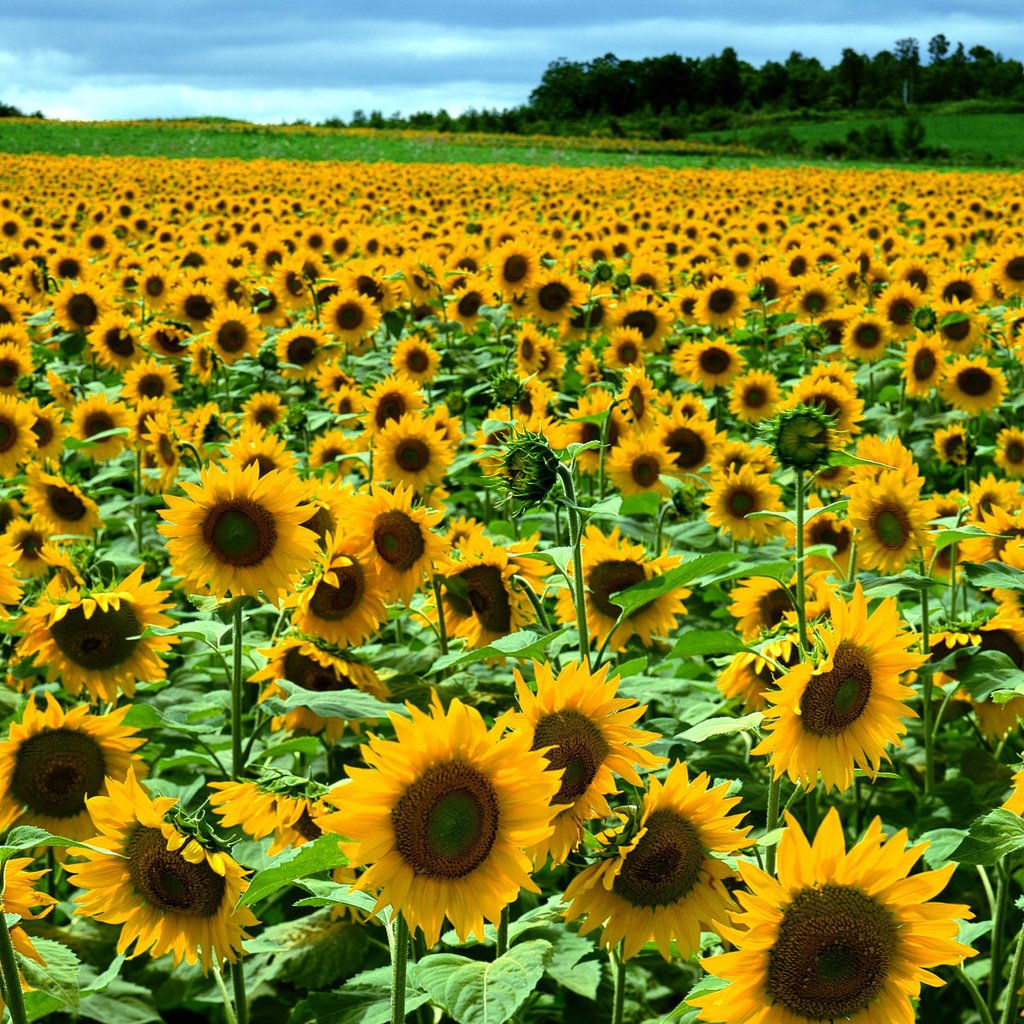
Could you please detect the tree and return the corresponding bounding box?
[928,34,949,64]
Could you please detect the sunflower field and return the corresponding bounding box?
[0,149,1023,1024]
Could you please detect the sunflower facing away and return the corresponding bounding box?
[16,567,178,703]
[159,460,318,603]
[509,659,664,864]
[66,767,259,972]
[318,695,563,946]
[0,693,145,838]
[563,760,750,960]
[752,583,923,792]
[691,808,975,1024]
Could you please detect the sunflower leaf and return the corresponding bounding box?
[0,826,116,862]
[957,649,1024,702]
[825,451,896,469]
[952,809,1024,866]
[930,525,999,553]
[668,630,752,658]
[609,551,740,618]
[427,628,568,675]
[416,938,552,1024]
[16,937,80,1011]
[262,678,406,719]
[677,712,763,743]
[238,834,348,908]
[963,561,1024,591]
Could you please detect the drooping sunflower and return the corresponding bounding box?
[509,658,664,864]
[346,484,447,603]
[0,856,57,1010]
[752,583,923,792]
[845,470,927,574]
[705,464,784,545]
[564,760,751,961]
[71,392,130,462]
[25,466,104,538]
[66,767,259,972]
[694,808,975,1024]
[0,693,145,838]
[556,525,688,651]
[158,461,318,603]
[940,354,1007,415]
[318,695,562,946]
[251,634,389,742]
[373,412,454,494]
[16,567,177,703]
[292,533,388,648]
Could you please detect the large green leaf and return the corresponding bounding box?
[668,630,751,658]
[963,561,1024,591]
[416,939,552,1024]
[678,712,763,743]
[428,629,567,675]
[952,809,1024,865]
[261,678,406,720]
[238,834,348,907]
[609,552,740,619]
[17,937,79,1012]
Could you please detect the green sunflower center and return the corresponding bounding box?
[532,709,610,803]
[630,454,660,488]
[372,510,426,572]
[11,727,108,819]
[799,640,873,736]
[309,562,365,621]
[202,498,278,567]
[766,884,898,1021]
[125,825,226,917]
[871,504,911,549]
[587,559,646,619]
[391,761,500,879]
[50,602,142,671]
[612,809,705,908]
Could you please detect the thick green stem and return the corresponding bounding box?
[430,575,449,657]
[794,470,809,652]
[920,582,934,796]
[557,464,591,668]
[1000,916,1024,1024]
[0,864,28,1024]
[610,940,626,1024]
[391,912,410,1024]
[231,959,249,1024]
[765,775,783,876]
[231,601,245,780]
[957,965,996,1024]
[134,447,144,557]
[991,864,1010,1014]
[496,906,509,959]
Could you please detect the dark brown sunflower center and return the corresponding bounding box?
[46,483,87,523]
[396,438,430,473]
[853,323,881,349]
[375,394,406,429]
[11,727,107,818]
[138,373,166,398]
[373,510,425,571]
[943,281,973,303]
[803,291,827,314]
[391,760,500,879]
[628,385,645,421]
[404,347,430,373]
[458,291,483,319]
[532,709,609,803]
[943,318,971,342]
[301,505,336,548]
[84,412,115,438]
[631,454,660,488]
[799,640,873,736]
[766,884,898,1020]
[66,293,98,327]
[144,277,166,298]
[809,519,851,555]
[744,386,767,408]
[282,647,345,691]
[1006,441,1024,464]
[293,807,323,841]
[49,602,142,671]
[0,417,16,453]
[458,564,512,634]
[201,498,278,566]
[587,559,646,618]
[708,289,736,315]
[758,588,793,630]
[622,310,657,338]
[184,295,213,322]
[664,426,706,470]
[286,336,317,365]
[617,340,639,364]
[887,297,914,325]
[125,825,226,917]
[870,502,911,549]
[912,348,936,380]
[538,282,571,312]
[335,303,364,332]
[503,254,529,284]
[978,628,1024,669]
[216,320,248,353]
[309,562,365,620]
[0,360,19,386]
[957,367,992,397]
[612,809,705,908]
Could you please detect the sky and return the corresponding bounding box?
[1,1,1021,123]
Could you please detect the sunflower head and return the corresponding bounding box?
[500,430,560,513]
[764,403,838,472]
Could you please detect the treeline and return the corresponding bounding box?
[0,101,44,119]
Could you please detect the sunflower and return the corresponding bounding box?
[71,392,130,462]
[616,366,660,429]
[527,269,584,326]
[729,577,796,642]
[786,376,864,437]
[224,425,298,478]
[52,279,108,334]
[363,374,425,435]
[274,324,329,379]
[318,695,562,946]
[4,516,56,578]
[346,485,447,604]
[121,356,181,403]
[705,465,783,545]
[374,412,454,494]
[935,297,983,353]
[66,768,259,972]
[0,394,37,477]
[144,320,189,359]
[309,429,360,475]
[876,280,921,340]
[802,496,854,575]
[251,635,390,742]
[717,634,801,713]
[16,567,177,703]
[564,760,750,960]
[940,354,1006,415]
[602,326,646,371]
[990,243,1024,297]
[0,693,145,838]
[562,390,627,475]
[606,431,673,498]
[158,461,318,603]
[556,525,688,651]
[25,466,104,538]
[0,856,56,1009]
[206,303,262,365]
[728,369,781,424]
[692,808,975,1024]
[655,410,721,476]
[674,338,745,391]
[491,239,540,297]
[322,289,381,352]
[902,335,945,397]
[0,342,32,393]
[996,427,1024,479]
[752,583,923,792]
[291,534,388,648]
[0,532,22,613]
[392,333,441,383]
[695,276,747,330]
[141,412,181,493]
[509,658,664,864]
[933,423,973,467]
[846,471,927,574]
[840,311,889,363]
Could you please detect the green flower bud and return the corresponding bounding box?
[913,305,937,332]
[764,404,837,472]
[489,372,524,408]
[501,431,560,513]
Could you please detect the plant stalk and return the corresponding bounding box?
[557,463,591,668]
[0,863,28,1024]
[391,912,410,1024]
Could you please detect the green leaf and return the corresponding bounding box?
[543,929,600,999]
[428,629,567,675]
[957,649,1024,702]
[122,703,213,736]
[238,834,348,907]
[620,491,662,517]
[930,525,998,553]
[416,939,552,1024]
[17,937,79,1011]
[678,712,763,743]
[668,630,751,658]
[661,976,730,1023]
[827,450,895,470]
[609,552,739,619]
[290,982,429,1024]
[952,809,1024,865]
[963,561,1024,591]
[262,678,406,720]
[293,879,381,917]
[918,828,970,869]
[862,571,937,597]
[0,825,114,862]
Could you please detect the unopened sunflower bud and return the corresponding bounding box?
[913,305,937,332]
[765,404,837,472]
[593,261,614,283]
[614,272,632,291]
[501,431,560,512]
[489,372,524,408]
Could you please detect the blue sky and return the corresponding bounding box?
[1,1,1021,122]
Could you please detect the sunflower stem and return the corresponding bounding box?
[496,906,509,958]
[765,775,783,876]
[794,470,809,652]
[230,601,245,780]
[610,940,626,1024]
[212,964,238,1024]
[990,863,1010,1015]
[134,447,144,558]
[0,863,28,1024]
[231,959,249,1024]
[999,906,1024,1024]
[391,911,410,1024]
[957,964,996,1024]
[920,580,934,796]
[557,464,591,669]
[431,575,449,657]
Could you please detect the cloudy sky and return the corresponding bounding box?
[2,1,1021,122]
